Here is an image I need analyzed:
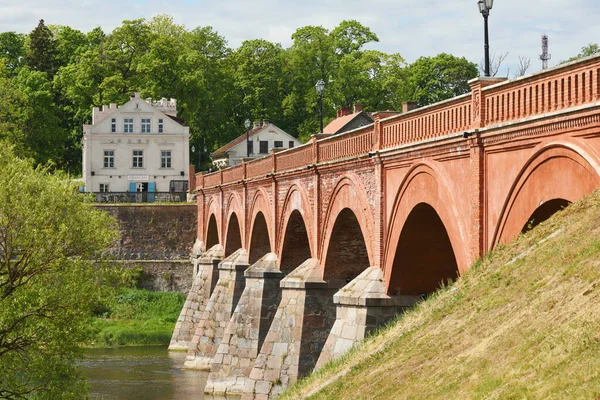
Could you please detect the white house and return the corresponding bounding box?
[211,120,302,168]
[82,92,190,199]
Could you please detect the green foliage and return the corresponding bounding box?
[400,53,478,107]
[564,43,600,64]
[1,16,485,172]
[0,141,118,399]
[24,19,58,77]
[88,288,185,347]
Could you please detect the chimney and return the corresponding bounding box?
[353,104,363,113]
[253,121,261,129]
[402,102,418,113]
[133,92,141,99]
[339,107,351,117]
[262,119,270,127]
[110,103,117,109]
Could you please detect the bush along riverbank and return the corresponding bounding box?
[87,288,185,347]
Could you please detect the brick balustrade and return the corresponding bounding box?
[197,56,600,191]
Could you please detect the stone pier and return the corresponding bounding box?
[169,244,223,351]
[205,253,283,396]
[184,248,249,369]
[316,266,419,368]
[242,259,339,399]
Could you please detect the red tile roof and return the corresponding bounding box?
[211,125,265,158]
[323,112,373,134]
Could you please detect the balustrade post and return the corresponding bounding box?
[312,135,319,164]
[242,159,247,180]
[372,114,382,151]
[468,77,507,129]
[271,149,277,173]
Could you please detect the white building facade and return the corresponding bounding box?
[211,120,302,168]
[82,92,190,197]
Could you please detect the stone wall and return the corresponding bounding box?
[97,204,197,260]
[97,204,197,292]
[116,260,194,294]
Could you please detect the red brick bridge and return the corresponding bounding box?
[172,56,600,398]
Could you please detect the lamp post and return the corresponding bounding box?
[315,79,325,133]
[191,145,196,168]
[244,119,251,157]
[478,0,494,77]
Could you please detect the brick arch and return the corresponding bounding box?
[224,192,244,256]
[384,162,468,294]
[493,142,600,246]
[205,196,220,247]
[277,184,315,272]
[247,188,273,255]
[320,174,375,280]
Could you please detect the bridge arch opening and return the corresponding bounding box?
[388,203,459,296]
[280,210,311,274]
[224,213,242,256]
[206,214,219,250]
[323,208,369,282]
[521,198,571,234]
[249,211,271,265]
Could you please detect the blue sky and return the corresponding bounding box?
[1,0,599,76]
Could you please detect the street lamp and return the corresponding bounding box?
[244,119,251,157]
[315,79,325,134]
[191,145,196,168]
[478,0,494,77]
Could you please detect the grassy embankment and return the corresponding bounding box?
[283,189,600,399]
[87,287,185,347]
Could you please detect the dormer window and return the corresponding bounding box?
[141,118,151,133]
[124,118,133,133]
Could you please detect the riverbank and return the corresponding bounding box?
[87,288,185,347]
[283,190,600,399]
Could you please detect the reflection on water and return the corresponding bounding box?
[81,346,208,400]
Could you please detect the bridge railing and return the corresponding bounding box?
[380,95,472,149]
[195,55,600,190]
[483,57,600,126]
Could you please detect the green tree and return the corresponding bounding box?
[0,32,25,74]
[564,43,600,63]
[400,53,478,107]
[0,142,118,399]
[24,19,58,77]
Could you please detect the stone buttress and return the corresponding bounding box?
[316,266,419,368]
[184,248,249,369]
[169,243,222,351]
[204,253,283,396]
[242,259,339,399]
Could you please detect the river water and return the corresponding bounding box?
[81,346,209,400]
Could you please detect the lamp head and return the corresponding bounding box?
[244,119,251,130]
[315,79,325,95]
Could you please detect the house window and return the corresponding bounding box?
[111,118,116,133]
[289,141,294,148]
[124,118,133,133]
[274,141,283,148]
[103,150,114,168]
[247,141,253,155]
[161,150,172,168]
[141,118,151,133]
[99,183,109,192]
[259,141,269,154]
[132,150,143,168]
[158,119,164,133]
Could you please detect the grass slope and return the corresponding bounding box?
[284,189,600,399]
[88,288,185,347]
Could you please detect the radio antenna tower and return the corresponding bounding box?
[540,35,551,70]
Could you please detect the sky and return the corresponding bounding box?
[1,0,599,76]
